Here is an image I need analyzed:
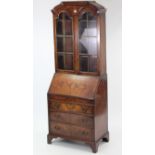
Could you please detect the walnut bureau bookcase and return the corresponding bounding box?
[47,1,109,153]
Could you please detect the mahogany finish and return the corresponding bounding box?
[47,1,109,153]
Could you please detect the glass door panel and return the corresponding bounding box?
[65,37,73,52]
[56,12,73,70]
[89,56,97,72]
[56,20,63,35]
[57,37,64,52]
[87,21,97,36]
[79,12,98,72]
[65,20,72,35]
[80,56,89,72]
[58,53,64,69]
[65,54,73,70]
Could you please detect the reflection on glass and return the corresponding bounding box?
[89,56,97,72]
[79,38,97,55]
[79,21,87,37]
[79,42,88,54]
[80,56,88,72]
[79,13,97,37]
[79,12,98,72]
[87,21,97,36]
[79,37,88,54]
[88,38,97,55]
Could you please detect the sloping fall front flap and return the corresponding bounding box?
[48,73,100,100]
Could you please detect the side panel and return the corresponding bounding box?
[99,13,107,76]
[94,78,108,141]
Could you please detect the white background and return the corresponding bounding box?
[33,0,121,154]
[0,0,155,155]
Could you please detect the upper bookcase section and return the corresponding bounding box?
[52,1,106,16]
[51,1,107,76]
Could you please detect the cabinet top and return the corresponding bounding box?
[52,1,106,15]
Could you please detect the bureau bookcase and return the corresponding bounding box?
[47,1,109,153]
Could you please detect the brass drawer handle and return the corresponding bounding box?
[66,103,75,110]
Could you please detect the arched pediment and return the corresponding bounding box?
[52,1,106,17]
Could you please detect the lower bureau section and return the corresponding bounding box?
[50,122,93,141]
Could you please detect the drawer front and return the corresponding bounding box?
[71,125,92,140]
[50,112,93,128]
[49,100,94,115]
[50,122,92,141]
[50,122,70,136]
[50,95,94,104]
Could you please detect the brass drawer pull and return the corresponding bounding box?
[66,103,75,110]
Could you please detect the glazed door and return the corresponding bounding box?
[56,12,74,71]
[78,12,98,73]
[55,11,98,74]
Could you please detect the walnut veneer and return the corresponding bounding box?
[47,1,109,153]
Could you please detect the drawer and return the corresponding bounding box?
[71,125,92,141]
[49,100,94,115]
[50,112,93,128]
[50,122,70,137]
[50,95,94,104]
[50,122,93,141]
